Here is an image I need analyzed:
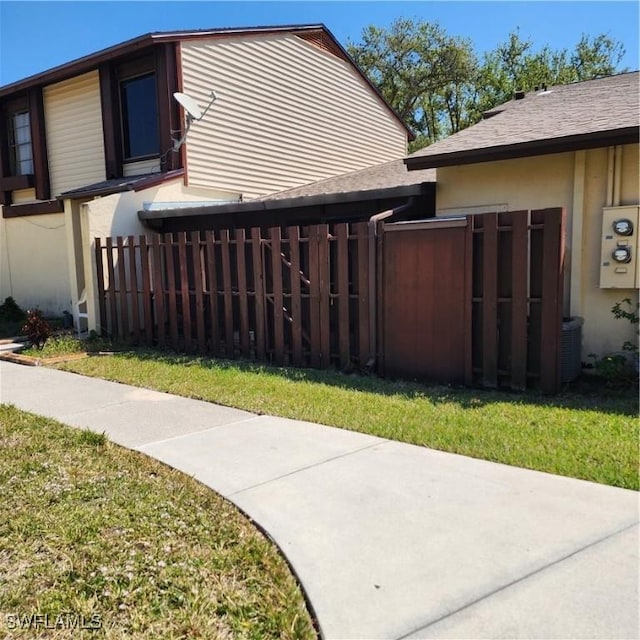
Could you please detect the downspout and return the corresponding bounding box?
[367,197,416,370]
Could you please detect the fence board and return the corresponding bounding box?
[116,237,129,338]
[481,215,498,387]
[127,236,140,341]
[463,221,474,386]
[308,226,321,367]
[105,237,117,337]
[270,227,285,365]
[164,233,178,347]
[539,208,565,393]
[95,238,107,334]
[205,231,219,355]
[318,224,330,368]
[151,234,166,347]
[336,224,350,369]
[250,228,266,360]
[355,222,369,368]
[511,212,529,390]
[191,231,206,353]
[177,233,191,350]
[139,236,153,346]
[220,230,234,355]
[235,229,250,358]
[288,226,303,366]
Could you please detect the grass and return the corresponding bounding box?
[0,405,316,639]
[57,349,640,491]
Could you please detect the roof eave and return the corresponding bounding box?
[138,182,433,222]
[404,127,640,170]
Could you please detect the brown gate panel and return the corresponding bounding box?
[381,219,471,384]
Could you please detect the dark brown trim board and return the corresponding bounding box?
[3,199,64,218]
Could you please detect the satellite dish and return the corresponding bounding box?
[171,90,217,151]
[173,92,203,121]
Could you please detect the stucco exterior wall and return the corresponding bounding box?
[180,33,408,199]
[0,212,71,315]
[434,145,639,360]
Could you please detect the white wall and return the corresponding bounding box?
[180,32,408,199]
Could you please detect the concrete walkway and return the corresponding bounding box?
[1,360,638,640]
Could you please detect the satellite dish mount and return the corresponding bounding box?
[172,90,217,151]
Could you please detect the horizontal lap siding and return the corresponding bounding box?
[180,34,407,198]
[44,71,106,197]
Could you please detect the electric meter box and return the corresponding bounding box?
[599,205,640,289]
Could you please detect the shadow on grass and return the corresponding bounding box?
[114,347,638,418]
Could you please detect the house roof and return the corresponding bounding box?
[138,159,435,224]
[0,24,413,140]
[405,71,640,170]
[59,169,185,200]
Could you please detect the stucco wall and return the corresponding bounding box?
[434,145,639,360]
[0,212,71,316]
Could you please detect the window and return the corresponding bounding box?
[7,109,33,175]
[120,72,159,160]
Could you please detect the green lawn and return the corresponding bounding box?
[58,350,639,491]
[0,405,315,639]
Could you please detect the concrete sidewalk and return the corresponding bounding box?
[1,360,638,639]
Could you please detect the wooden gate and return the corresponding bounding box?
[379,208,565,393]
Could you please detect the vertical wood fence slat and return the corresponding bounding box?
[307,225,321,368]
[94,238,107,334]
[336,223,350,369]
[205,231,220,355]
[139,236,153,346]
[317,224,330,368]
[482,215,498,387]
[288,226,303,366]
[164,233,178,348]
[270,227,285,365]
[250,228,266,360]
[191,231,206,353]
[116,236,129,339]
[105,237,118,337]
[177,232,191,350]
[220,230,234,355]
[511,212,529,390]
[355,222,369,368]
[151,234,166,347]
[235,229,250,358]
[539,208,565,393]
[463,219,474,386]
[127,236,140,342]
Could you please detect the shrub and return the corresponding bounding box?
[0,296,26,322]
[21,310,52,350]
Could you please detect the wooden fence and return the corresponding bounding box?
[95,223,371,370]
[95,208,566,392]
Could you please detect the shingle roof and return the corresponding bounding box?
[59,170,184,199]
[263,159,435,201]
[405,72,639,170]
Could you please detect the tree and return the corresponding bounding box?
[348,20,628,151]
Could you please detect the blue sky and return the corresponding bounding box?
[0,1,638,86]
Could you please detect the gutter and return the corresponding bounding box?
[366,197,416,370]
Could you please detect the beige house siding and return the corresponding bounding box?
[0,212,70,315]
[180,33,408,199]
[434,145,640,360]
[44,70,106,197]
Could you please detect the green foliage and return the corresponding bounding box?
[0,296,26,322]
[612,297,639,354]
[348,19,627,150]
[21,309,52,350]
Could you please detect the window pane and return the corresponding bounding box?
[8,110,33,175]
[120,73,159,159]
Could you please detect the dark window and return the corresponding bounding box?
[8,109,33,175]
[120,73,159,160]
